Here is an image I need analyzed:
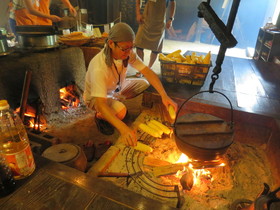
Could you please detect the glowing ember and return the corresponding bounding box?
[171,153,225,190]
[59,85,81,109]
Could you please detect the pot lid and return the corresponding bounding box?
[42,143,80,163]
[175,113,234,149]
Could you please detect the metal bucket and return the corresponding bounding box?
[16,25,59,50]
[17,34,58,50]
[0,35,9,56]
[174,90,234,161]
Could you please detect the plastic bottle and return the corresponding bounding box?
[0,100,35,180]
[0,155,16,197]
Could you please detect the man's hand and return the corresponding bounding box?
[166,19,173,29]
[119,126,137,146]
[136,14,144,24]
[161,94,178,114]
[68,6,77,17]
[49,15,62,22]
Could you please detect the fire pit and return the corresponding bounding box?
[87,100,280,209]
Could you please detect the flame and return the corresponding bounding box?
[175,153,190,164]
[172,153,218,188]
[59,85,81,109]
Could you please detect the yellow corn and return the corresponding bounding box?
[159,53,174,61]
[191,52,197,61]
[166,50,182,58]
[203,51,211,64]
[185,55,192,63]
[138,123,161,138]
[133,142,153,153]
[147,121,163,136]
[168,105,176,120]
[149,120,171,135]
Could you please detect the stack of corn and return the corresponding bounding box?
[159,50,211,65]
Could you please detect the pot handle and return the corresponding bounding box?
[174,90,234,129]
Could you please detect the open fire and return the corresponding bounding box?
[60,84,81,110]
[173,153,225,191]
[96,128,275,209]
[17,84,82,131]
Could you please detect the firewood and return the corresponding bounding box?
[87,145,120,177]
[180,168,194,191]
[152,163,184,177]
[143,157,171,167]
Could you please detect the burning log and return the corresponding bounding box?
[180,168,194,191]
[143,157,171,167]
[152,163,184,177]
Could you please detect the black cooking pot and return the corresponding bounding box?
[173,90,234,161]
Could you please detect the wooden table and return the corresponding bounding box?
[0,155,176,210]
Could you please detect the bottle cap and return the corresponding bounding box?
[0,100,10,110]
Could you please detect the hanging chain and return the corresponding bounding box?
[209,45,227,93]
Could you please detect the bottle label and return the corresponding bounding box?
[5,145,35,179]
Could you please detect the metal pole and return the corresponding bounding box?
[19,70,32,122]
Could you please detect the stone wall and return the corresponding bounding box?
[0,47,86,119]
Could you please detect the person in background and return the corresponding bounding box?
[83,22,177,147]
[135,0,176,71]
[8,0,17,35]
[14,0,77,26]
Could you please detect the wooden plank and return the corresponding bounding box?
[87,145,121,177]
[143,157,172,167]
[250,60,280,99]
[152,164,184,177]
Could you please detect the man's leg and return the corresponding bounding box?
[136,47,144,77]
[136,47,144,61]
[94,99,127,135]
[148,51,159,68]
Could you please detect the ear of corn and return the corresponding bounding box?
[133,142,153,153]
[168,105,176,120]
[159,50,211,65]
[159,53,174,61]
[138,123,161,138]
[166,50,182,58]
[149,120,171,135]
[147,121,164,136]
[203,51,211,64]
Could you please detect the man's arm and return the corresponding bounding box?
[136,0,144,24]
[166,0,176,29]
[23,0,61,22]
[60,0,77,16]
[94,97,136,146]
[141,66,177,110]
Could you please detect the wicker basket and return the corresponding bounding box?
[160,59,211,86]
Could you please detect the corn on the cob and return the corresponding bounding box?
[149,120,171,135]
[147,121,163,136]
[203,51,211,64]
[133,142,153,153]
[138,123,161,138]
[166,50,182,58]
[168,105,176,120]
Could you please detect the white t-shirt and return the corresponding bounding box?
[83,49,146,105]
